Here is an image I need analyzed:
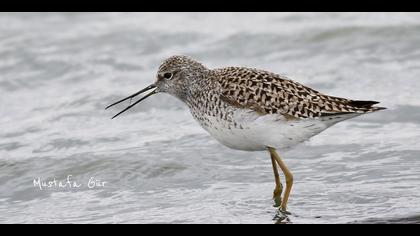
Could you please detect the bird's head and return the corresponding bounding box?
[106,55,208,119]
[154,55,207,98]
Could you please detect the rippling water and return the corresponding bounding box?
[1,12,420,224]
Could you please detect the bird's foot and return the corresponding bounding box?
[272,184,283,207]
[273,195,282,208]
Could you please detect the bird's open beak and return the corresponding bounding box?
[105,84,157,119]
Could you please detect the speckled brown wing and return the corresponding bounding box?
[216,67,385,119]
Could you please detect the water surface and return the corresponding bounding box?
[1,12,420,223]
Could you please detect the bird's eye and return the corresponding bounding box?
[163,72,173,80]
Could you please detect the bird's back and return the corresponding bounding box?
[213,67,385,120]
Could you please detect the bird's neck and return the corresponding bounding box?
[183,71,218,109]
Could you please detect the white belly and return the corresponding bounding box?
[195,108,331,151]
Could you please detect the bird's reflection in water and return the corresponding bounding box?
[273,209,292,224]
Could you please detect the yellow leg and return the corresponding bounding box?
[268,147,293,211]
[270,153,283,207]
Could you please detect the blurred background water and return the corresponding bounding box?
[1,12,420,224]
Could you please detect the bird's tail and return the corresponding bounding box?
[347,100,386,113]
